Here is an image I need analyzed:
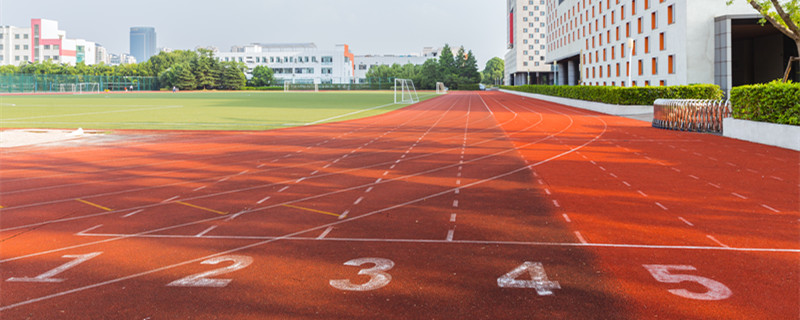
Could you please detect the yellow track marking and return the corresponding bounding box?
[281,204,341,218]
[76,199,113,211]
[176,201,228,215]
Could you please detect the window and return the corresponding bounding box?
[638,17,643,33]
[14,45,19,50]
[659,32,665,50]
[644,0,649,10]
[321,68,333,74]
[668,55,675,74]
[632,0,636,15]
[54,45,59,50]
[668,5,674,24]
[638,59,643,75]
[358,64,367,70]
[652,57,658,74]
[321,56,333,64]
[44,44,50,50]
[15,34,19,39]
[626,22,630,37]
[23,34,28,39]
[651,12,657,29]
[644,37,650,53]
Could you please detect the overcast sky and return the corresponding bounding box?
[1,0,506,66]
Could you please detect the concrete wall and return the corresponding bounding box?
[723,118,800,151]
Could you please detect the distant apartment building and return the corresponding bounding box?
[217,43,355,84]
[545,0,796,93]
[353,47,445,83]
[506,0,554,85]
[0,19,99,66]
[109,53,136,65]
[130,27,156,63]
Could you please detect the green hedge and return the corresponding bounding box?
[242,86,283,91]
[457,83,481,91]
[500,84,723,105]
[730,81,800,125]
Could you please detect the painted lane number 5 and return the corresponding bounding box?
[643,265,732,300]
[330,258,394,291]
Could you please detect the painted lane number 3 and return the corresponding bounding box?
[643,265,732,300]
[330,258,394,291]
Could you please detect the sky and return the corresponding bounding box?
[0,0,507,67]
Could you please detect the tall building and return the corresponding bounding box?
[545,0,796,92]
[0,19,98,66]
[505,0,554,85]
[130,27,156,63]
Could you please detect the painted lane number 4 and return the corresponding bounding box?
[643,265,732,300]
[497,261,561,296]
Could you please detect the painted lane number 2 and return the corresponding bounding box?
[168,255,253,288]
[643,265,732,300]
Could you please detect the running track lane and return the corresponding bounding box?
[0,91,797,319]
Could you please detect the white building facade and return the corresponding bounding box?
[506,0,554,85]
[216,43,355,84]
[546,0,757,89]
[0,19,102,66]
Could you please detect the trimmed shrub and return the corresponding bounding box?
[730,81,800,125]
[457,83,482,91]
[242,86,283,91]
[500,84,723,106]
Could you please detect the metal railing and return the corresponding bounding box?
[653,99,732,133]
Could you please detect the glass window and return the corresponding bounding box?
[321,56,333,64]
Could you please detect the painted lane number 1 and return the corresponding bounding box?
[643,265,732,300]
[7,252,103,283]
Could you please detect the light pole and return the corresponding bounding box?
[553,61,558,86]
[627,38,635,87]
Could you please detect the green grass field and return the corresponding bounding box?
[0,91,434,131]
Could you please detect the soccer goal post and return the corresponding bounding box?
[436,82,447,94]
[394,78,419,104]
[59,83,77,93]
[78,83,100,94]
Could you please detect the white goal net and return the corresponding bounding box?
[394,78,419,104]
[284,81,319,92]
[59,83,100,94]
[436,82,447,94]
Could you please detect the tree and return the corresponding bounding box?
[219,61,246,90]
[172,63,196,90]
[461,50,482,84]
[729,1,800,66]
[250,65,274,87]
[482,57,505,85]
[193,49,219,90]
[438,44,458,88]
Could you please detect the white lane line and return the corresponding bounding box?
[769,176,784,181]
[707,183,721,189]
[218,177,229,182]
[726,162,736,167]
[76,224,103,235]
[295,177,306,183]
[238,170,249,175]
[590,160,597,165]
[450,213,457,222]
[453,200,459,208]
[598,166,607,171]
[708,157,718,161]
[655,202,668,210]
[162,196,179,203]
[688,175,700,180]
[670,167,681,173]
[365,187,374,193]
[278,186,290,193]
[552,200,561,208]
[456,179,462,185]
[193,186,207,191]
[532,172,539,177]
[122,209,144,218]
[375,178,382,184]
[383,171,389,176]
[446,229,455,241]
[390,165,396,169]
[706,235,730,248]
[622,181,631,187]
[317,227,334,239]
[537,179,544,185]
[338,209,350,220]
[354,197,364,205]
[323,164,331,169]
[637,190,648,197]
[562,214,572,223]
[195,226,217,237]
[257,196,271,204]
[678,217,694,226]
[310,170,319,175]
[544,188,552,195]
[761,204,780,213]
[731,192,748,199]
[454,189,460,194]
[574,231,588,244]
[609,173,618,178]
[271,159,279,163]
[746,168,759,174]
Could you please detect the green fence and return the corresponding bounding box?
[0,74,159,94]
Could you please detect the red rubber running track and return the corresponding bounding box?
[0,91,797,319]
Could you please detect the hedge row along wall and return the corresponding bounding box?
[500,84,723,106]
[730,81,800,126]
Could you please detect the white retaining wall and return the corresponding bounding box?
[723,118,800,151]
